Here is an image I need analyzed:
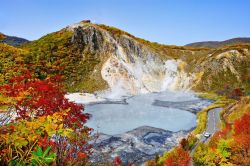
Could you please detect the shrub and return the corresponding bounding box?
[0,71,92,165]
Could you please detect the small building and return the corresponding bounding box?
[81,20,91,23]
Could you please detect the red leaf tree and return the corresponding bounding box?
[113,156,122,166]
[0,70,92,165]
[164,146,190,166]
[229,113,250,165]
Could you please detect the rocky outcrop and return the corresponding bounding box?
[66,22,201,95]
[22,21,250,94]
[192,46,250,91]
[71,26,104,53]
[153,98,213,114]
[90,126,190,165]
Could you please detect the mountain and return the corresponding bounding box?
[185,37,250,48]
[1,20,249,95]
[0,33,29,46]
[21,21,210,93]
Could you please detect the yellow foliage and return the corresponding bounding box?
[223,96,250,123]
[0,110,73,148]
[192,92,235,135]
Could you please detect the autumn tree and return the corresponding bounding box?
[113,156,122,166]
[0,71,92,165]
[163,146,190,166]
[229,113,250,165]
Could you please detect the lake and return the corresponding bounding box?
[83,91,211,135]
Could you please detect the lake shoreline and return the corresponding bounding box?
[66,91,213,164]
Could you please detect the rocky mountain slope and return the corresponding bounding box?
[1,21,249,95]
[0,33,29,46]
[185,37,250,48]
[19,21,209,93]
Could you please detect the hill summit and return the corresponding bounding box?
[0,32,29,46]
[0,20,249,95]
[185,37,250,48]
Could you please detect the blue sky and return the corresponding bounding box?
[1,0,250,45]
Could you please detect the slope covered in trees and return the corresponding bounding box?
[0,71,92,165]
[186,37,250,48]
[0,21,249,95]
[0,21,249,165]
[0,33,29,47]
[193,109,250,165]
[145,95,249,166]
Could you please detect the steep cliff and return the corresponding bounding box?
[65,22,212,94]
[2,21,249,95]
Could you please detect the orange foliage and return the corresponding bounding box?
[164,147,190,166]
[229,113,250,165]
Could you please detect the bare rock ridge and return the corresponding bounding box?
[66,22,201,95]
[65,21,250,95]
[71,26,103,52]
[3,20,246,94]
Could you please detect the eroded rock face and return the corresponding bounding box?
[71,26,104,53]
[66,21,250,94]
[67,23,196,95]
[193,48,250,91]
[90,126,189,165]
